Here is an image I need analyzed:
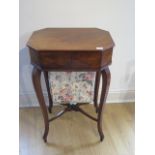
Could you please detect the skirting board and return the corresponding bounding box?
[19,90,135,107]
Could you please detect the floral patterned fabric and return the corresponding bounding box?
[49,72,95,104]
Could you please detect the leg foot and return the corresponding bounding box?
[43,136,47,143]
[43,123,49,143]
[100,133,104,141]
[43,130,48,142]
[97,117,104,141]
[48,106,52,113]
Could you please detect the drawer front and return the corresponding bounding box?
[40,52,71,69]
[71,51,100,69]
[31,51,101,70]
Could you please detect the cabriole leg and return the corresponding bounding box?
[32,67,49,142]
[97,67,111,141]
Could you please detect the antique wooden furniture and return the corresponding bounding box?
[27,28,115,142]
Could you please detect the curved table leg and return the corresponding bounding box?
[94,71,101,113]
[43,71,53,113]
[97,67,111,141]
[32,67,49,142]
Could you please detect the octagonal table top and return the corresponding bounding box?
[27,28,114,52]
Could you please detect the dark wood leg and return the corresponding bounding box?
[43,71,53,113]
[94,71,101,113]
[97,67,111,141]
[32,67,49,142]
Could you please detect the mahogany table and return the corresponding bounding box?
[27,28,115,142]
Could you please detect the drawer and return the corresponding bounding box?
[71,51,101,69]
[40,52,71,68]
[31,51,101,70]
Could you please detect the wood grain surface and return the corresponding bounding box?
[19,103,135,155]
[27,28,114,51]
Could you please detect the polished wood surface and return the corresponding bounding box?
[43,71,53,113]
[38,50,101,70]
[28,28,114,71]
[97,68,111,141]
[94,71,101,112]
[20,103,135,155]
[28,28,115,142]
[27,28,114,51]
[32,67,49,142]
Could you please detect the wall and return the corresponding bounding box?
[19,0,135,107]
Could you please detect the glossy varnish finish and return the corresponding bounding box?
[28,28,115,142]
[28,28,114,71]
[27,28,114,51]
